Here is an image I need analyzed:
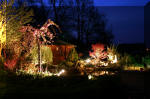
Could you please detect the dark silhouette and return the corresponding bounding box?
[144,2,150,49]
[14,0,114,53]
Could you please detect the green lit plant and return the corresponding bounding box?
[67,48,79,62]
[143,56,150,66]
[107,44,118,64]
[87,43,118,66]
[0,0,34,70]
[29,45,53,65]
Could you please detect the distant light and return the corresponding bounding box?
[85,58,91,63]
[16,69,66,78]
[112,55,117,63]
[57,69,65,76]
[60,69,65,74]
[88,75,93,80]
[146,48,150,51]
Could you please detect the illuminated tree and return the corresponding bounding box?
[107,45,118,64]
[30,45,53,65]
[89,43,107,60]
[20,19,60,72]
[88,43,118,66]
[0,0,7,58]
[0,0,33,59]
[88,43,108,66]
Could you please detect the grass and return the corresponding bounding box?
[0,59,146,99]
[0,68,7,98]
[0,70,146,99]
[0,71,127,99]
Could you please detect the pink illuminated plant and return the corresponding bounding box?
[19,19,60,72]
[89,43,107,60]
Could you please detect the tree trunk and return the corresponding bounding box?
[86,32,89,45]
[80,18,85,43]
[53,0,58,23]
[76,0,81,46]
[77,14,81,45]
[37,38,42,72]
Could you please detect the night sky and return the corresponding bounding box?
[10,0,150,44]
[98,6,144,44]
[25,0,149,44]
[94,0,150,44]
[94,0,150,6]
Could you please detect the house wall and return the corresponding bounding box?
[49,45,74,65]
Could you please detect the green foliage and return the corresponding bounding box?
[126,55,137,65]
[61,48,79,67]
[107,44,119,64]
[59,61,74,68]
[119,53,135,66]
[0,0,34,70]
[41,45,53,64]
[66,61,74,67]
[67,48,78,62]
[143,56,150,65]
[118,53,145,68]
[133,63,144,67]
[29,45,53,64]
[107,44,118,55]
[0,0,34,48]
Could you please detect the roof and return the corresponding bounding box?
[50,40,76,47]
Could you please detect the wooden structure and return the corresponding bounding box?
[48,40,76,65]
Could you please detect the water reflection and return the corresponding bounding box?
[87,70,117,76]
[87,71,117,80]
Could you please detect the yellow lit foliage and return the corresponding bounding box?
[0,0,33,58]
[107,45,118,64]
[0,14,6,44]
[0,2,6,57]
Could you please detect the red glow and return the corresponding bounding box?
[4,58,18,70]
[89,43,107,60]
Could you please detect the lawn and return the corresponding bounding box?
[0,70,145,99]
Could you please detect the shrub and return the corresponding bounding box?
[67,48,78,62]
[89,43,107,60]
[88,43,119,66]
[143,56,150,65]
[2,49,18,70]
[107,45,118,64]
[118,53,145,69]
[143,56,150,69]
[118,53,133,66]
[66,61,74,67]
[29,45,53,64]
[59,61,74,68]
[0,58,7,81]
